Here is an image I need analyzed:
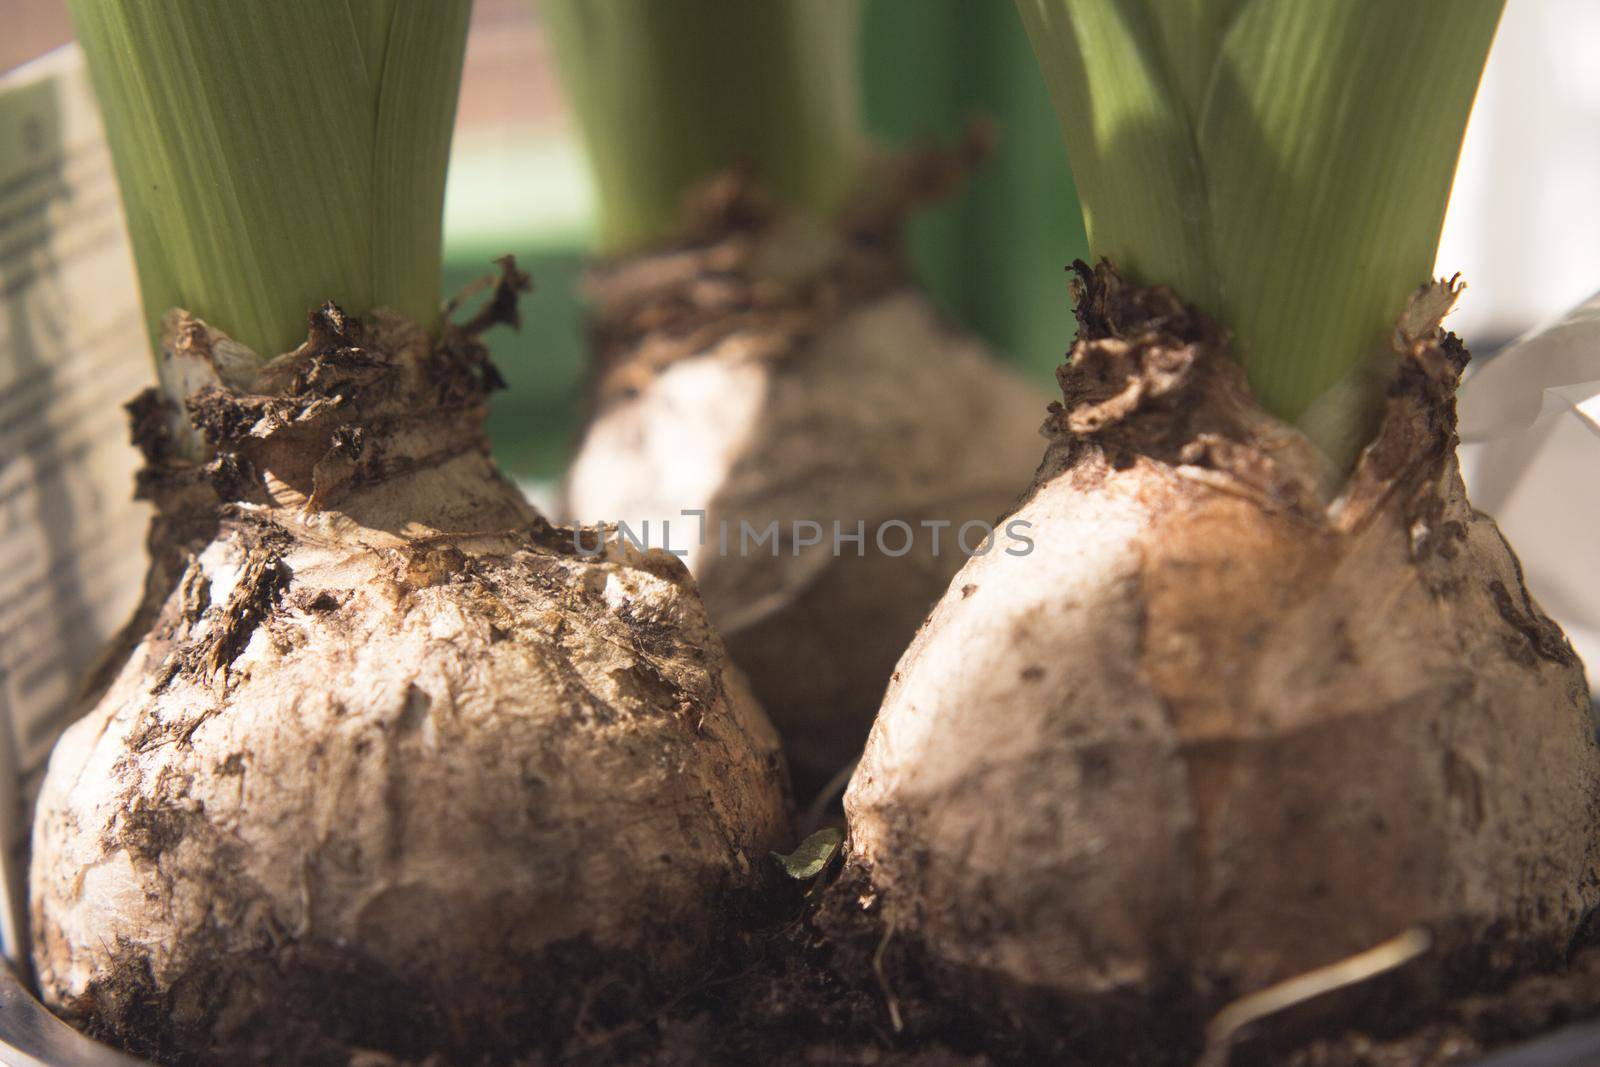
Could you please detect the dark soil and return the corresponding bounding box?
[60,660,1600,1067]
[478,862,1600,1067]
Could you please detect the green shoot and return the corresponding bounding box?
[1016,0,1503,465]
[67,0,471,363]
[541,0,867,253]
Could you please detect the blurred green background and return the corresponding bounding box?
[444,0,1088,481]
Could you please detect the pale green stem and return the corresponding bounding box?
[541,0,868,253]
[67,0,471,363]
[1017,0,1503,467]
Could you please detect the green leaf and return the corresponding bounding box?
[67,0,471,363]
[541,0,867,252]
[1015,0,1213,312]
[1016,0,1503,466]
[773,827,844,881]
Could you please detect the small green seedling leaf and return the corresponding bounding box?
[773,827,843,881]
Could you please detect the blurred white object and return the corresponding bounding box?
[0,46,150,966]
[1458,293,1600,688]
[517,479,559,517]
[1436,0,1600,346]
